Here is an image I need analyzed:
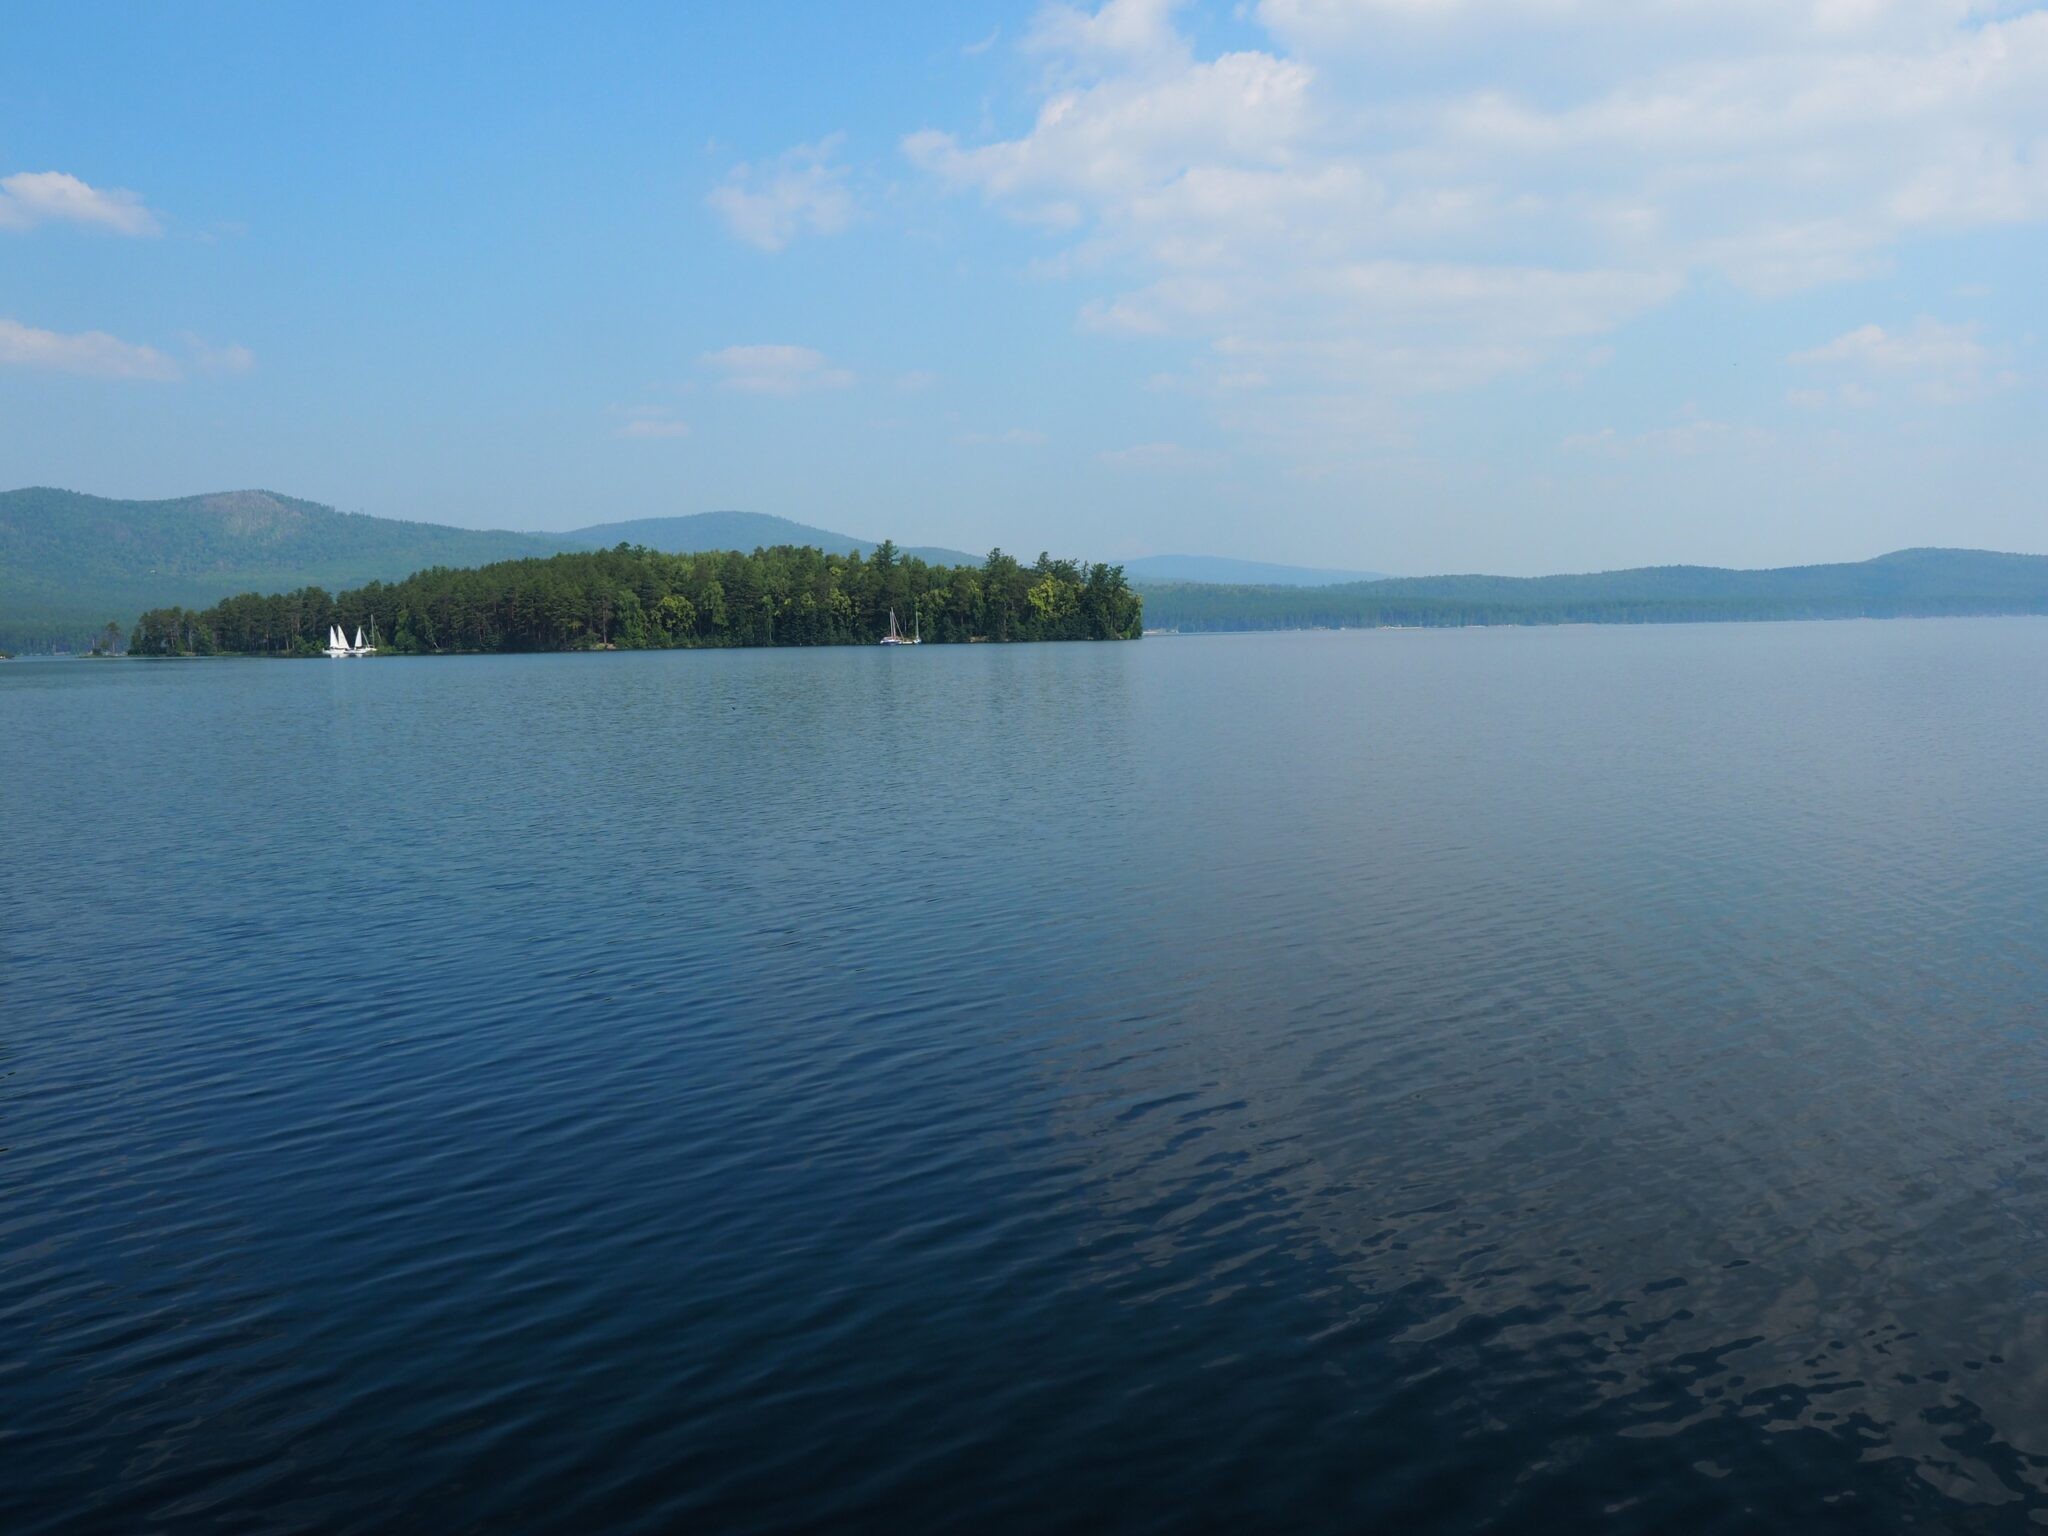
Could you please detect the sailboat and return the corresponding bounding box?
[324,621,377,658]
[879,603,922,646]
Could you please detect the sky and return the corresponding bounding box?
[3,0,2046,574]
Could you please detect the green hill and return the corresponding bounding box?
[570,510,977,567]
[0,488,584,650]
[0,491,986,650]
[1137,549,2048,632]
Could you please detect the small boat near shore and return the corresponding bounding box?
[880,605,921,646]
[325,624,377,658]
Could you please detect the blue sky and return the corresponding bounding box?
[3,0,2045,573]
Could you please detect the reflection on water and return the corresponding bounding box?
[6,621,2048,1533]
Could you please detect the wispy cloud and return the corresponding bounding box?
[1793,320,1983,371]
[0,317,179,380]
[701,344,854,395]
[610,404,691,439]
[707,137,855,253]
[184,334,256,374]
[1791,317,2018,403]
[0,171,160,236]
[1562,415,1770,457]
[905,0,2048,452]
[1096,440,1211,468]
[956,427,1048,445]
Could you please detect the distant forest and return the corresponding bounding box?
[128,542,1144,656]
[1136,548,2048,632]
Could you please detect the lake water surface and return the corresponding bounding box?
[8,621,2048,1533]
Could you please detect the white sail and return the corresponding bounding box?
[354,626,366,651]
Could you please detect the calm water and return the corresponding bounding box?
[8,621,2048,1534]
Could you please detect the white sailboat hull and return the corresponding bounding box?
[320,623,377,656]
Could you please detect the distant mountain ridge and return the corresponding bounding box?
[0,487,582,650]
[0,490,985,650]
[1124,554,1388,586]
[571,511,977,568]
[1139,548,2048,632]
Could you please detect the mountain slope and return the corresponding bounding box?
[571,510,977,567]
[1125,554,1388,586]
[0,490,983,650]
[1139,549,2048,632]
[0,487,585,649]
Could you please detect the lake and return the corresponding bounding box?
[7,620,2048,1533]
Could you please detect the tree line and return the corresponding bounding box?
[129,541,1144,656]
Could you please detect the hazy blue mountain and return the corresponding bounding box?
[1125,554,1388,586]
[0,487,586,650]
[571,510,978,567]
[1139,548,2048,632]
[1,491,979,650]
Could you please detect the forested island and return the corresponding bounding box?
[127,542,1143,656]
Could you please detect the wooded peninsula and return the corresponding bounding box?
[128,542,1144,656]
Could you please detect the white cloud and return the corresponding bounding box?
[0,171,160,236]
[701,344,855,395]
[956,427,1049,445]
[1562,414,1770,456]
[1027,0,1190,67]
[1375,7,2048,285]
[905,0,2048,443]
[1258,1,2019,52]
[1792,318,1988,372]
[184,334,257,374]
[0,317,179,380]
[906,50,1312,207]
[1791,316,2018,400]
[707,138,855,252]
[610,405,691,439]
[1096,439,1216,466]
